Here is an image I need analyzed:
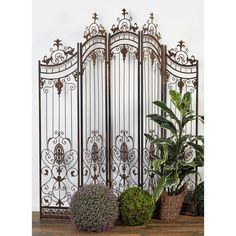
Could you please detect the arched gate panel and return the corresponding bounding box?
[108,9,140,195]
[39,40,79,218]
[79,14,108,186]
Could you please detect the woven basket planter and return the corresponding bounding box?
[157,185,187,220]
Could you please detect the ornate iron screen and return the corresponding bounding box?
[38,9,201,218]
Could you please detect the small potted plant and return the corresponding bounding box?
[145,90,204,220]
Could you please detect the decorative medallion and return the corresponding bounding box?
[91,143,99,162]
[150,50,156,66]
[54,143,64,165]
[149,143,156,160]
[91,51,97,66]
[55,78,63,95]
[120,142,128,162]
[177,79,184,94]
[120,45,128,61]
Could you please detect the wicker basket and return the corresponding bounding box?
[157,185,187,220]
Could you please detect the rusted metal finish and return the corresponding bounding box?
[38,9,200,218]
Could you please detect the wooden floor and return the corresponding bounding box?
[32,212,204,236]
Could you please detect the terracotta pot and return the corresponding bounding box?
[157,185,187,220]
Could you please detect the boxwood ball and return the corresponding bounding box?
[119,187,154,226]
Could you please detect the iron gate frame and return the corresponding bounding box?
[38,8,201,219]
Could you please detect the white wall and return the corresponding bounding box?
[32,0,204,211]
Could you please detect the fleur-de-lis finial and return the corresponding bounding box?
[150,13,154,22]
[177,40,185,50]
[53,39,62,49]
[92,13,98,23]
[122,8,128,18]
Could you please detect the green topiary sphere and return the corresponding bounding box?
[196,181,204,215]
[119,187,154,226]
[70,184,119,232]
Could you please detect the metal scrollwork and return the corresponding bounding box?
[143,13,161,40]
[42,39,75,65]
[83,130,106,185]
[168,40,196,65]
[84,13,105,40]
[143,131,159,193]
[111,130,138,196]
[41,131,78,208]
[111,8,138,33]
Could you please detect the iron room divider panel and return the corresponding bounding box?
[38,9,200,218]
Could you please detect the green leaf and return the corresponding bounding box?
[182,115,196,127]
[169,90,181,107]
[152,159,166,170]
[144,133,155,142]
[160,123,177,136]
[165,174,178,187]
[151,138,174,146]
[193,157,204,167]
[147,114,177,136]
[153,101,179,122]
[182,92,192,107]
[153,176,167,203]
[187,142,204,157]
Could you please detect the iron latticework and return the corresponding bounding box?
[38,9,201,218]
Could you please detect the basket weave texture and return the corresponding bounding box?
[158,186,187,220]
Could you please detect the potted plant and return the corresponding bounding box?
[145,90,204,220]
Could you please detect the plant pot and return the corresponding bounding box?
[157,185,187,220]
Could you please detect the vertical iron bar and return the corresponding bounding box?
[79,43,83,186]
[194,60,199,215]
[77,43,80,187]
[161,45,167,138]
[140,31,144,188]
[38,60,42,219]
[106,33,111,187]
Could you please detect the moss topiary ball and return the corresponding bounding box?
[70,184,119,232]
[196,181,204,215]
[119,187,154,226]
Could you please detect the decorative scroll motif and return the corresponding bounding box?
[111,8,138,33]
[83,130,106,185]
[42,39,75,65]
[111,130,138,196]
[82,49,105,72]
[143,13,161,41]
[41,131,78,208]
[111,44,138,61]
[168,40,196,65]
[72,70,78,81]
[168,77,197,94]
[143,47,160,65]
[143,131,158,192]
[84,13,105,40]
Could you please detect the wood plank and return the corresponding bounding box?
[32,212,204,236]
